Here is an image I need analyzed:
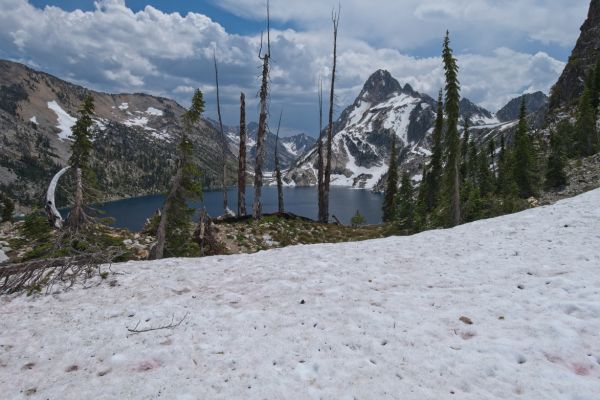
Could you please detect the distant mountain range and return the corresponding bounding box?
[209,120,315,171]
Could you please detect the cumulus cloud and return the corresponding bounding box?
[0,0,573,134]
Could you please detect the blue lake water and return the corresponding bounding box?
[96,186,383,232]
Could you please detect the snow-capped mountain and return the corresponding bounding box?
[285,69,509,190]
[219,121,315,171]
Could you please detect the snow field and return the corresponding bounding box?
[0,189,599,399]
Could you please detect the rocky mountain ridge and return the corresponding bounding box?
[0,59,237,211]
[215,120,315,171]
[550,0,600,109]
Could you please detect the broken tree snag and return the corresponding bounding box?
[274,109,284,214]
[323,5,340,224]
[317,77,325,223]
[193,208,223,256]
[152,167,183,260]
[238,92,247,216]
[214,49,228,215]
[46,166,70,229]
[65,167,87,230]
[253,0,271,220]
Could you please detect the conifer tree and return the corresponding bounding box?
[477,145,494,197]
[382,136,399,223]
[545,130,568,190]
[488,138,496,176]
[153,90,205,259]
[460,117,470,182]
[413,165,428,232]
[495,134,519,212]
[442,31,461,226]
[1,195,14,222]
[396,172,415,231]
[66,95,95,230]
[425,89,444,211]
[575,82,598,156]
[513,99,536,198]
[592,57,600,114]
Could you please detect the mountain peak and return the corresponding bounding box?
[358,69,403,103]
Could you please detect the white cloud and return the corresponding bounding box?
[0,0,574,134]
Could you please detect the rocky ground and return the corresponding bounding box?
[213,215,387,255]
[539,153,600,205]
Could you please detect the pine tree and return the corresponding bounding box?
[396,172,415,231]
[545,130,568,190]
[382,136,399,223]
[442,31,461,226]
[1,195,14,222]
[424,89,445,212]
[413,165,428,232]
[513,99,536,198]
[153,90,205,259]
[460,117,470,182]
[488,138,496,176]
[66,95,96,230]
[496,135,513,194]
[575,82,598,156]
[592,57,600,114]
[477,145,494,198]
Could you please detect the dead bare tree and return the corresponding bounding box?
[0,249,124,295]
[323,6,340,224]
[274,108,284,214]
[253,0,271,220]
[317,77,325,223]
[152,167,182,260]
[193,208,223,256]
[214,49,228,215]
[238,92,247,216]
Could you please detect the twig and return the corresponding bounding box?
[126,312,189,334]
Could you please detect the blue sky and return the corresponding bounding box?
[1,0,590,135]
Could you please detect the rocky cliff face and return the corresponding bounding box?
[0,60,236,211]
[550,0,600,109]
[496,92,549,122]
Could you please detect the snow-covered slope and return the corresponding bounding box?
[2,189,600,399]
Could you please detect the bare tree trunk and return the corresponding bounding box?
[253,1,271,220]
[152,167,182,260]
[317,78,325,223]
[214,50,228,214]
[46,166,70,229]
[323,7,340,224]
[65,167,86,230]
[238,92,247,216]
[274,109,284,214]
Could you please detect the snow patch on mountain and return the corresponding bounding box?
[47,100,76,141]
[118,102,129,110]
[29,116,37,125]
[145,107,163,116]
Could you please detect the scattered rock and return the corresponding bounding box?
[459,316,473,325]
[300,299,305,305]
